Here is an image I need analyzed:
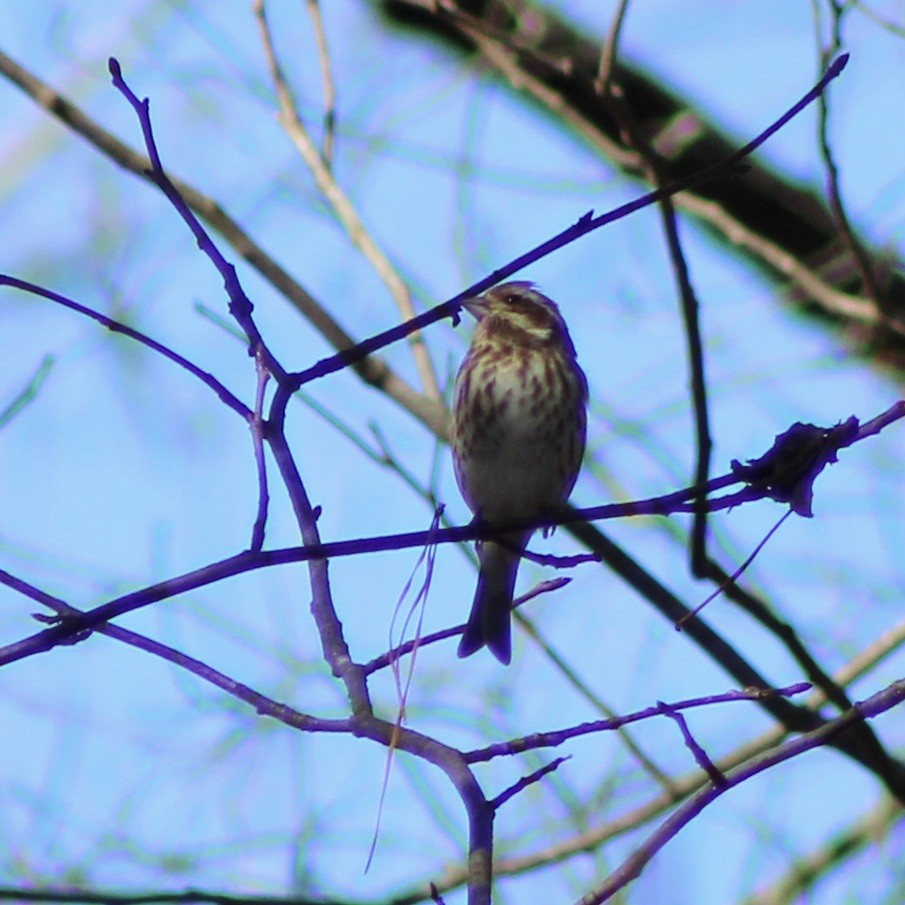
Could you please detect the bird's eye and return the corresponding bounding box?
[505,293,519,304]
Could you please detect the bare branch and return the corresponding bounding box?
[585,680,905,903]
[255,0,442,401]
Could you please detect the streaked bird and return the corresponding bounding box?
[452,282,588,664]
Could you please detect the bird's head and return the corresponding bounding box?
[464,282,574,351]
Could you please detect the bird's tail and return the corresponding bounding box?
[457,534,529,664]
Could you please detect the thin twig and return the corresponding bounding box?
[436,619,905,889]
[364,578,568,673]
[595,0,631,94]
[656,700,726,786]
[0,275,250,418]
[677,510,793,628]
[108,59,286,382]
[493,757,571,809]
[290,54,851,386]
[593,8,715,578]
[0,47,449,437]
[2,399,902,668]
[850,0,905,37]
[811,0,884,307]
[0,354,54,428]
[466,684,811,763]
[255,0,443,401]
[249,348,272,552]
[585,680,905,903]
[304,0,337,166]
[7,568,343,731]
[677,191,896,331]
[516,612,680,795]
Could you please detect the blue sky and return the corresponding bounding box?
[0,2,903,902]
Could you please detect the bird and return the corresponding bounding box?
[451,282,589,664]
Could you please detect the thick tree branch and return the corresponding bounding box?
[380,0,905,371]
